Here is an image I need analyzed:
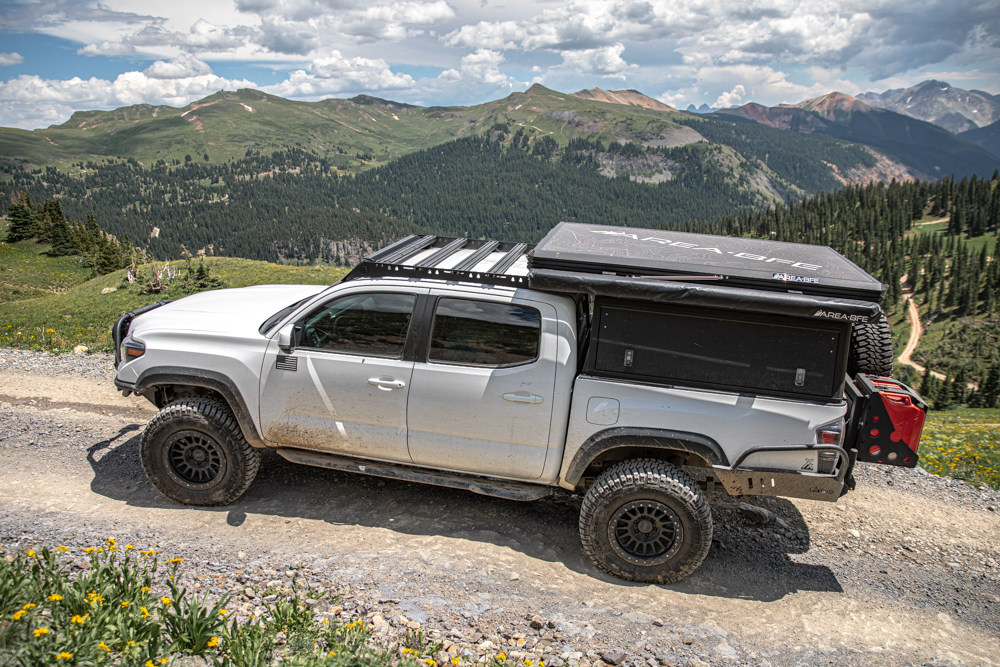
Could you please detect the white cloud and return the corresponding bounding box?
[263,51,415,97]
[0,70,257,130]
[714,84,745,108]
[78,41,137,56]
[444,21,526,49]
[0,52,25,66]
[558,43,635,78]
[440,49,511,85]
[144,55,213,80]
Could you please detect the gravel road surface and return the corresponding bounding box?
[1,350,998,667]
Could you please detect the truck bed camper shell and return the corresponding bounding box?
[529,222,885,302]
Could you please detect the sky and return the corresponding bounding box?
[0,0,998,130]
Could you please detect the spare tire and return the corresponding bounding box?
[848,318,894,378]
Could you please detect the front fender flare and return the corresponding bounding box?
[117,366,265,449]
[562,427,729,487]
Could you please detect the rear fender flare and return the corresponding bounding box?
[562,427,729,487]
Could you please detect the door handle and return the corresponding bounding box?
[503,392,543,404]
[368,377,406,391]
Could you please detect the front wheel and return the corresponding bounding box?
[579,459,712,583]
[141,397,261,506]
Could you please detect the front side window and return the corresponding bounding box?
[301,292,415,357]
[429,298,541,367]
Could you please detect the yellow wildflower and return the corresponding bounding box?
[98,642,110,652]
[56,546,68,552]
[27,550,36,557]
[218,609,228,616]
[71,614,88,624]
[23,603,36,611]
[107,538,116,545]
[453,658,461,666]
[425,660,438,667]
[497,653,506,663]
[140,606,150,619]
[146,661,154,667]
[207,636,219,648]
[128,641,136,646]
[403,648,419,655]
[57,652,73,660]
[83,547,96,554]
[160,597,172,606]
[48,594,63,602]
[158,659,168,665]
[33,627,50,638]
[141,586,151,593]
[12,610,26,621]
[126,545,135,550]
[168,557,184,564]
[121,601,131,608]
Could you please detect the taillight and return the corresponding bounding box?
[816,418,844,446]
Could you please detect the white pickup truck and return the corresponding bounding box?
[113,223,927,583]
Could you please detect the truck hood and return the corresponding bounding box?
[129,285,327,338]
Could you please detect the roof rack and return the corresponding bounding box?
[342,235,535,288]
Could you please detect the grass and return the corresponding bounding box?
[0,241,93,292]
[919,408,1000,489]
[0,542,484,667]
[0,243,348,352]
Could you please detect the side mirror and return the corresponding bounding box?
[277,323,295,353]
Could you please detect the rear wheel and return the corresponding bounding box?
[579,459,712,583]
[141,397,261,506]
[849,319,894,378]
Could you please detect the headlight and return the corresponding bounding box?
[121,339,146,362]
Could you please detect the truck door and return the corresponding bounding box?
[259,288,426,463]
[406,294,558,479]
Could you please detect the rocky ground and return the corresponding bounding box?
[1,350,999,667]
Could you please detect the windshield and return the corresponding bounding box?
[259,296,312,336]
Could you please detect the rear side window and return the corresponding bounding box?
[302,292,416,358]
[429,298,541,367]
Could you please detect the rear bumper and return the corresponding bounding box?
[713,445,850,502]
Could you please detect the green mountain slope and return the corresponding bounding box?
[1,85,705,172]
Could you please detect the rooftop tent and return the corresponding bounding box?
[528,222,885,302]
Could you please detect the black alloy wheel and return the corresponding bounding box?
[609,499,683,565]
[164,430,227,488]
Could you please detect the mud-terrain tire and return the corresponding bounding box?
[848,319,894,378]
[141,397,261,506]
[579,459,713,583]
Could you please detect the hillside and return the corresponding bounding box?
[961,118,1000,158]
[0,84,704,174]
[569,88,676,112]
[714,92,1000,178]
[858,80,1000,133]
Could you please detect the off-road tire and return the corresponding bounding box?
[141,397,261,506]
[579,459,713,583]
[848,319,894,378]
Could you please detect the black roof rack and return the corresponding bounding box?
[342,235,534,288]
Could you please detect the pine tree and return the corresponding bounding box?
[984,363,1000,409]
[6,192,42,242]
[47,215,77,256]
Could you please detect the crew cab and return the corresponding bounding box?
[113,223,927,583]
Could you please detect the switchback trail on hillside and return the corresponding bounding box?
[1,350,998,667]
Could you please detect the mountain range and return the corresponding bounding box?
[711,91,999,179]
[858,80,1000,133]
[2,84,998,189]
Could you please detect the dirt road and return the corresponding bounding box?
[1,351,999,667]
